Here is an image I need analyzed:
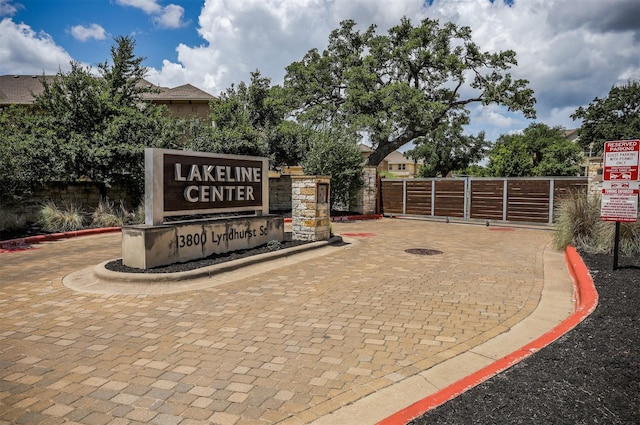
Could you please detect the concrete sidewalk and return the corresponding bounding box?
[0,218,574,425]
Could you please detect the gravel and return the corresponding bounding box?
[408,252,640,425]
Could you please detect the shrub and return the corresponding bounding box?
[92,199,144,227]
[39,201,85,232]
[0,207,25,232]
[591,220,640,255]
[91,199,124,228]
[131,203,145,225]
[554,190,640,255]
[553,190,601,250]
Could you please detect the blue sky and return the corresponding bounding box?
[1,0,639,145]
[3,0,203,70]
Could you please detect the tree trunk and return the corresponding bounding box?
[365,131,419,166]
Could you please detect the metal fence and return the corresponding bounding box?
[380,177,588,225]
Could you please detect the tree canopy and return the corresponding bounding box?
[184,71,311,169]
[406,116,488,177]
[283,17,536,167]
[302,127,363,211]
[0,36,179,205]
[572,78,640,155]
[487,123,583,177]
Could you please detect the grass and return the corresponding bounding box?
[36,199,144,234]
[38,201,85,232]
[554,190,640,255]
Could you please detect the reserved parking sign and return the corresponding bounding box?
[601,140,639,222]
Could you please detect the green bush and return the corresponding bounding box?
[554,190,640,255]
[38,201,85,232]
[553,190,601,251]
[0,208,25,232]
[591,220,640,255]
[92,199,145,227]
[91,199,124,228]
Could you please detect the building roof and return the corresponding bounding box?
[359,143,422,165]
[0,75,57,105]
[563,128,580,142]
[383,150,417,165]
[141,82,215,102]
[0,75,215,106]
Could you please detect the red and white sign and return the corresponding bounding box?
[601,140,640,222]
[603,140,639,180]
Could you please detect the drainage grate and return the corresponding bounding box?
[405,248,443,256]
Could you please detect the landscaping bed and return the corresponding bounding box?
[408,251,640,425]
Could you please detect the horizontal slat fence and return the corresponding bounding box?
[381,177,588,225]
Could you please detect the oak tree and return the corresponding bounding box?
[487,123,583,177]
[283,17,536,166]
[572,79,640,155]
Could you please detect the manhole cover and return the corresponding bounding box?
[405,248,443,256]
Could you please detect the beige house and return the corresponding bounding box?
[0,75,214,120]
[359,144,423,178]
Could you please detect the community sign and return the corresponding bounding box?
[600,140,639,222]
[145,148,269,225]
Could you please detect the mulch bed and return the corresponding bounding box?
[408,251,640,425]
[104,239,312,274]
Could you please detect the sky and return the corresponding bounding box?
[1,0,639,145]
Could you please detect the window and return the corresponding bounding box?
[398,164,406,170]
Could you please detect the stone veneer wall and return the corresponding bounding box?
[1,182,136,224]
[587,156,603,196]
[353,166,378,215]
[291,175,331,241]
[3,176,296,225]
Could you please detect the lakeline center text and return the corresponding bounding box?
[174,163,262,203]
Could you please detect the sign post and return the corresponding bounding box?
[600,140,640,269]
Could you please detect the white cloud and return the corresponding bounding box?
[0,18,73,75]
[116,0,186,29]
[153,4,186,29]
[151,0,428,94]
[70,23,107,42]
[0,0,18,16]
[116,0,161,15]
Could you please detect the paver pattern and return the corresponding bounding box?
[0,219,553,424]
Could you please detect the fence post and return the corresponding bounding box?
[548,179,555,225]
[431,180,436,217]
[402,179,407,215]
[464,177,470,220]
[502,179,508,222]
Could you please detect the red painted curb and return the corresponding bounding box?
[376,245,598,425]
[0,227,122,250]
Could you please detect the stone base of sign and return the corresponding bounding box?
[291,176,331,241]
[122,215,284,269]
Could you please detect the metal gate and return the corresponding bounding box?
[380,177,588,225]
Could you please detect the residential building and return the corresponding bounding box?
[359,144,423,178]
[0,75,215,120]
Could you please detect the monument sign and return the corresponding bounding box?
[122,148,283,269]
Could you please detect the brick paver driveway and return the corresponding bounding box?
[0,219,555,424]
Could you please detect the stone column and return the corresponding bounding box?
[587,156,603,196]
[353,166,378,214]
[291,175,331,241]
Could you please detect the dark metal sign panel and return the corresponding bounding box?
[163,154,264,212]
